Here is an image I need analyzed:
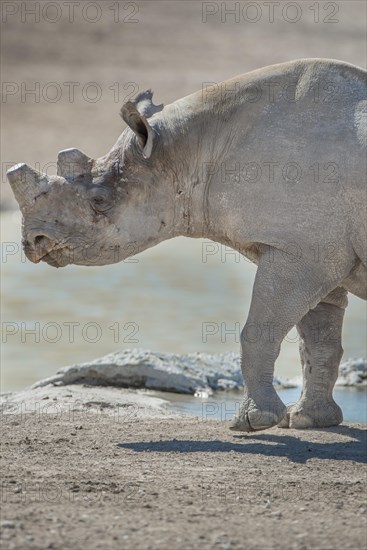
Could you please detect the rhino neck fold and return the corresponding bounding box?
[157,101,233,243]
[169,173,210,240]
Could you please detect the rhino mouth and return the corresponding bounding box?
[40,248,71,268]
[23,238,71,268]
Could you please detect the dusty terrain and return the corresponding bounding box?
[1,387,366,550]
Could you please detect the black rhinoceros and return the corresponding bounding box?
[7,59,366,431]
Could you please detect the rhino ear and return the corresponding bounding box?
[132,90,163,119]
[120,90,163,159]
[120,101,154,159]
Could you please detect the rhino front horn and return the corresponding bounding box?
[57,148,93,179]
[7,163,49,210]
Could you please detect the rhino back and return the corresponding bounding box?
[178,59,367,261]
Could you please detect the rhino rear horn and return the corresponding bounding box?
[7,163,49,210]
[57,148,93,179]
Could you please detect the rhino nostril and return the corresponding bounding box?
[34,235,48,249]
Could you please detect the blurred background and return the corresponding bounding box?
[1,0,366,391]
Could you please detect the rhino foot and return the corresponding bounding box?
[230,391,287,432]
[278,399,343,429]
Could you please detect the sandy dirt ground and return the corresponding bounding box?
[1,388,366,550]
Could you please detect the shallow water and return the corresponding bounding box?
[2,211,366,406]
[154,387,367,424]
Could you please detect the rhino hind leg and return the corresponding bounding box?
[279,287,347,429]
[230,247,335,433]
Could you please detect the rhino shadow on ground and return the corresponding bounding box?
[117,425,366,464]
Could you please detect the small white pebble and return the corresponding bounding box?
[1,521,15,529]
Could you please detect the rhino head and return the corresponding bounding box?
[7,91,173,268]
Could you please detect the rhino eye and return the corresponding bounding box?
[90,193,112,213]
[92,195,105,205]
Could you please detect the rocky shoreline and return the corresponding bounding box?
[30,350,367,394]
[1,351,365,423]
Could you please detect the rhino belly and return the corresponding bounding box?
[341,260,367,300]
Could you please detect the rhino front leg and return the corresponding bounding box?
[279,287,347,429]
[230,246,330,433]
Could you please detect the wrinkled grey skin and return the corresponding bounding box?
[8,59,367,431]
